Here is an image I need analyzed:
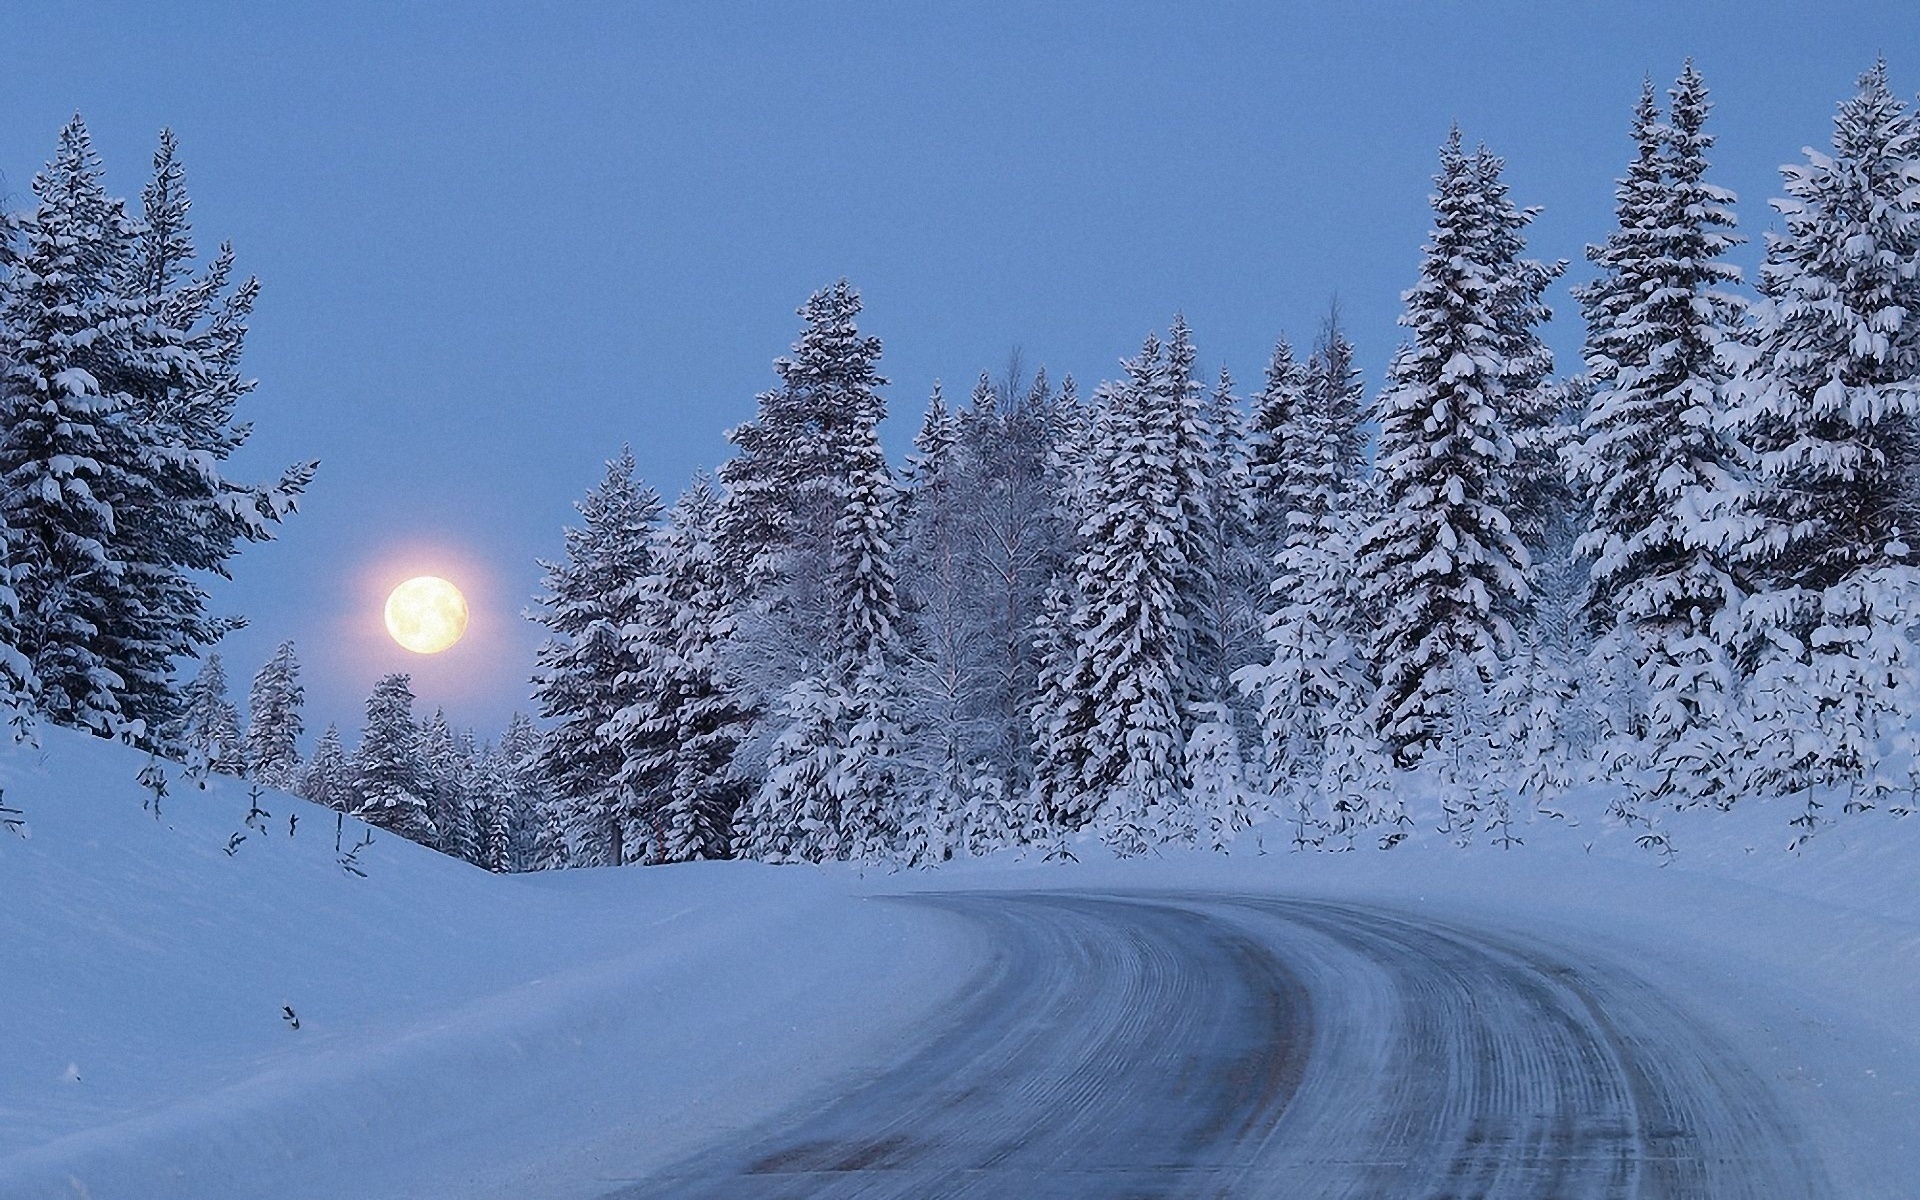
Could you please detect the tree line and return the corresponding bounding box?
[517,60,1920,868]
[46,61,1920,872]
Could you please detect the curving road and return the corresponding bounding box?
[606,891,1827,1199]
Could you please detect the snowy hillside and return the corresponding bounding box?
[0,727,981,1200]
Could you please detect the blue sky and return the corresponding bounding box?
[0,1,1913,740]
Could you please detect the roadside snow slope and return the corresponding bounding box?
[0,727,981,1200]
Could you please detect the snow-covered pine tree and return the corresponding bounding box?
[819,371,904,861]
[1247,335,1309,588]
[1187,700,1259,852]
[1725,62,1920,802]
[731,674,845,862]
[467,748,518,873]
[243,640,304,789]
[1469,144,1569,562]
[529,448,661,866]
[1357,129,1535,764]
[717,280,889,779]
[1200,365,1264,722]
[1239,312,1375,816]
[350,673,433,845]
[419,709,475,861]
[1043,333,1192,853]
[1730,59,1920,595]
[496,712,557,871]
[170,652,242,774]
[299,723,352,813]
[1569,66,1748,804]
[610,477,751,863]
[0,120,308,738]
[727,282,906,863]
[0,117,144,733]
[1163,317,1229,719]
[99,130,311,736]
[895,384,981,859]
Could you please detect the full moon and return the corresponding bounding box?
[384,576,469,654]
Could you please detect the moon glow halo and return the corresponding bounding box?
[384,576,469,654]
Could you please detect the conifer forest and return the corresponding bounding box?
[90,61,1920,873]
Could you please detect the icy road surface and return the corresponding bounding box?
[613,891,1825,1199]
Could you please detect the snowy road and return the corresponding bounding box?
[610,891,1827,1199]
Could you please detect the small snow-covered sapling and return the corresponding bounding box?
[281,1004,300,1031]
[137,756,169,817]
[0,788,23,838]
[223,832,246,856]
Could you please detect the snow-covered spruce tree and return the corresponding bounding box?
[1246,335,1310,590]
[299,723,352,813]
[243,640,303,789]
[0,120,307,738]
[608,477,751,863]
[1469,143,1569,562]
[169,652,242,774]
[0,118,145,732]
[1731,60,1920,595]
[1357,130,1538,765]
[1725,62,1920,804]
[818,394,905,861]
[496,711,558,871]
[419,709,476,861]
[1188,700,1258,852]
[1568,66,1748,806]
[1238,312,1374,826]
[728,282,908,864]
[732,674,845,862]
[1163,317,1251,720]
[1199,364,1265,722]
[1035,333,1192,853]
[716,280,889,782]
[529,448,661,866]
[350,673,433,846]
[467,749,519,873]
[99,129,312,736]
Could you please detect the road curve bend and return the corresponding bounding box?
[606,891,1826,1199]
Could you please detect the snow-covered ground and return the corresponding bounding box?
[6,727,1918,1197]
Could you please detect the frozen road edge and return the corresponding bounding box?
[613,891,1828,1199]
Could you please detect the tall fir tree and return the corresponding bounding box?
[1241,312,1374,802]
[1724,62,1920,801]
[170,652,242,774]
[0,118,145,732]
[1034,333,1191,852]
[529,448,661,866]
[1357,130,1537,764]
[0,119,308,737]
[1729,60,1920,593]
[609,477,750,863]
[350,673,433,845]
[419,708,474,860]
[1569,66,1748,802]
[299,723,352,813]
[243,640,304,789]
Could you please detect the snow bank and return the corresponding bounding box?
[0,727,982,1200]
